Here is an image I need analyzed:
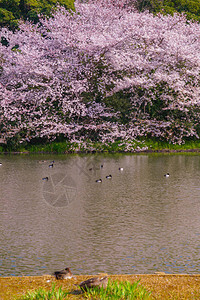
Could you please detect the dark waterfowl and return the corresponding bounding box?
[89,168,93,171]
[96,179,102,183]
[54,267,73,280]
[49,164,53,168]
[164,173,170,177]
[119,167,123,171]
[100,164,103,168]
[42,177,48,181]
[50,160,55,164]
[79,276,108,291]
[0,162,2,166]
[106,175,112,179]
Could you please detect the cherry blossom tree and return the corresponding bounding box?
[0,0,199,147]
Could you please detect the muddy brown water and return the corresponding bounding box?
[0,153,200,276]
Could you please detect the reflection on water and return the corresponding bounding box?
[0,153,200,276]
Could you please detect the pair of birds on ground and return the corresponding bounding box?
[53,267,108,291]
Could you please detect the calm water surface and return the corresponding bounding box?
[0,153,200,276]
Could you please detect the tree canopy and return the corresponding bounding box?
[0,0,200,30]
[0,0,199,147]
[134,0,200,22]
[0,0,75,29]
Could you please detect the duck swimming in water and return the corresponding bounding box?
[106,175,112,179]
[42,177,48,181]
[96,179,102,183]
[119,167,123,171]
[164,173,170,177]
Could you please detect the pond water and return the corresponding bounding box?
[0,153,200,276]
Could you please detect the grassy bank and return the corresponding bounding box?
[0,138,200,154]
[1,274,200,299]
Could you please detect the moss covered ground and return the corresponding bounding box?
[1,274,200,299]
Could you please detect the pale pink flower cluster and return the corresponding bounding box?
[0,0,199,146]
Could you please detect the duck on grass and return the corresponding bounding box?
[19,279,151,299]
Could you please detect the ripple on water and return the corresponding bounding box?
[0,154,200,276]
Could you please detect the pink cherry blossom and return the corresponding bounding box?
[0,0,199,148]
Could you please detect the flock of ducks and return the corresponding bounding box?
[95,166,124,183]
[53,267,108,291]
[0,160,170,180]
[40,160,126,183]
[95,164,169,183]
[41,161,125,182]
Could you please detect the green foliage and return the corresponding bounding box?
[19,280,151,300]
[1,137,200,153]
[135,0,200,22]
[5,134,23,151]
[0,7,18,29]
[20,284,69,299]
[83,279,151,299]
[162,0,200,21]
[104,90,133,124]
[0,0,75,29]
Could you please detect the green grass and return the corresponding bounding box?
[140,138,200,151]
[83,279,151,299]
[18,280,151,300]
[0,138,200,154]
[19,284,69,300]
